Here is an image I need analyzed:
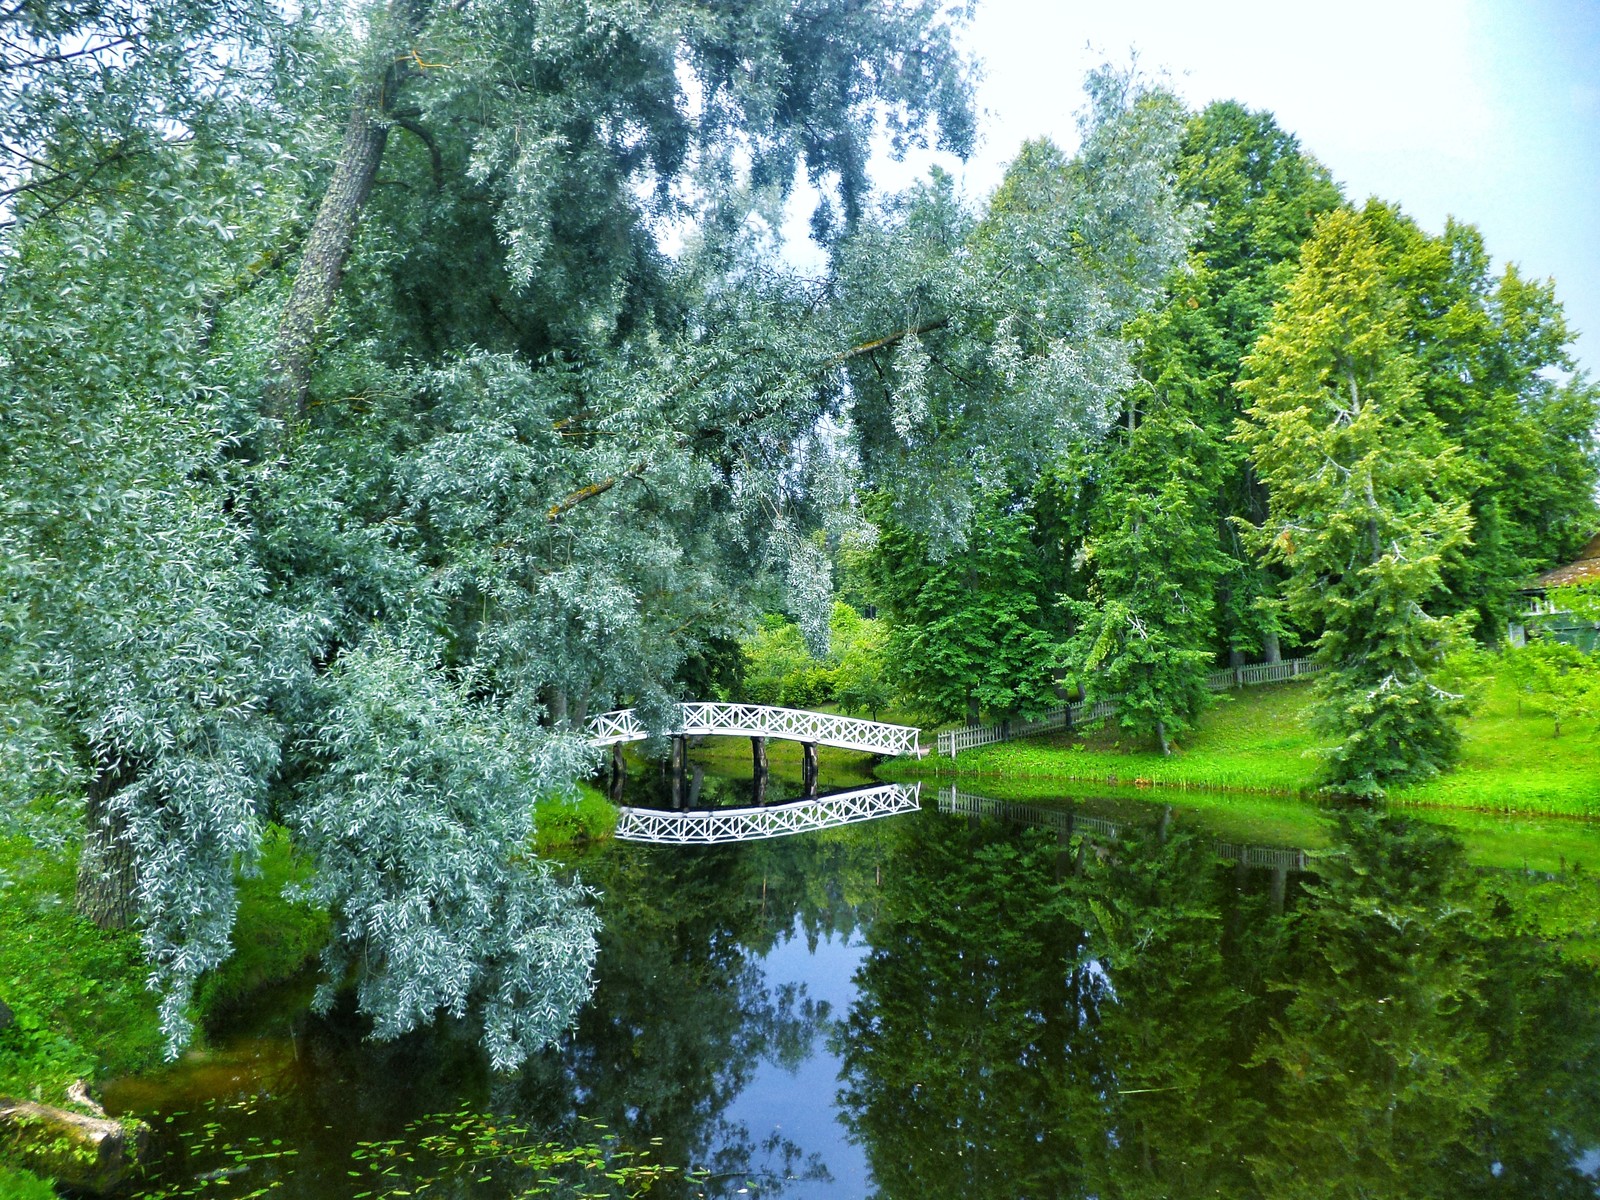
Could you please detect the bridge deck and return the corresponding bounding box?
[586,702,920,757]
[614,783,922,844]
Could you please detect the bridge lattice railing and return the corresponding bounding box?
[586,702,920,757]
[614,782,922,844]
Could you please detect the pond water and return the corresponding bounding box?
[105,768,1600,1199]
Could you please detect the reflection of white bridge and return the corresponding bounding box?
[585,703,921,757]
[939,789,1309,873]
[614,783,922,845]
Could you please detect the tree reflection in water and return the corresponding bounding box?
[507,821,891,1196]
[113,799,1600,1200]
[835,810,1600,1200]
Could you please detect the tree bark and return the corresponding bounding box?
[1263,629,1282,664]
[264,85,390,424]
[263,0,435,425]
[76,759,139,930]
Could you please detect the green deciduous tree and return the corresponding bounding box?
[1236,208,1474,796]
[866,495,1061,723]
[1501,640,1600,738]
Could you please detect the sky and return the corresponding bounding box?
[842,0,1600,376]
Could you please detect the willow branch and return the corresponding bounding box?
[546,460,649,523]
[823,317,949,368]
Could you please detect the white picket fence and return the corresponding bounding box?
[935,656,1324,758]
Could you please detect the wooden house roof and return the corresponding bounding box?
[1529,533,1600,590]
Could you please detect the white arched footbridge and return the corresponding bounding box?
[615,783,922,845]
[585,703,921,757]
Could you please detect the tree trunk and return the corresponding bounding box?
[608,743,626,802]
[76,760,139,930]
[1155,719,1171,757]
[263,0,435,425]
[1263,629,1281,664]
[265,86,390,424]
[544,685,569,728]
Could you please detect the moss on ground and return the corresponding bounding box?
[0,1161,57,1199]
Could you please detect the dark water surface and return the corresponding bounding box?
[106,777,1600,1199]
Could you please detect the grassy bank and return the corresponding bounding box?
[533,784,619,853]
[1389,673,1600,815]
[886,682,1324,794]
[0,828,327,1107]
[0,826,330,1191]
[886,672,1600,818]
[0,784,607,1109]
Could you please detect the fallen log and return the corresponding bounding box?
[0,1098,148,1194]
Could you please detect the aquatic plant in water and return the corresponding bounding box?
[129,1099,684,1199]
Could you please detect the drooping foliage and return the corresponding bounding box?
[834,70,1196,543]
[1,0,981,1065]
[845,70,1197,719]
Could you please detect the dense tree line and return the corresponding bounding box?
[860,100,1598,796]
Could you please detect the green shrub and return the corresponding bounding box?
[533,785,618,854]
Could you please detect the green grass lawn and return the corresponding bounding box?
[1390,673,1600,816]
[888,682,1326,794]
[886,671,1600,818]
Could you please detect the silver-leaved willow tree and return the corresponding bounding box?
[1,0,1188,1067]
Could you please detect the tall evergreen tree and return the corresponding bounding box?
[1237,209,1474,796]
[1360,201,1599,639]
[1066,399,1230,754]
[1136,101,1345,665]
